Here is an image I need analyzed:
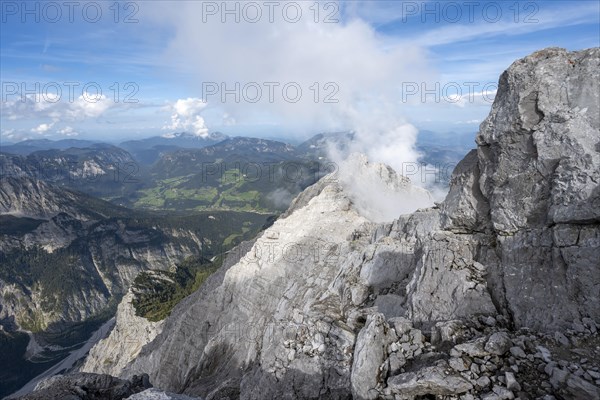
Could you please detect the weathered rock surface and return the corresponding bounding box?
[351,313,397,399]
[81,47,600,400]
[473,47,600,329]
[125,388,200,400]
[14,373,151,400]
[80,291,165,376]
[387,365,473,397]
[124,165,376,399]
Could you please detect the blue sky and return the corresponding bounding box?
[1,0,599,143]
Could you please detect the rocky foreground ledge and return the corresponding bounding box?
[16,47,600,400]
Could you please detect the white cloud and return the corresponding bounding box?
[146,1,436,167]
[2,92,115,123]
[1,91,118,141]
[448,89,497,108]
[162,97,209,137]
[454,119,481,125]
[67,93,114,119]
[222,113,236,126]
[57,126,79,136]
[173,97,207,117]
[140,2,449,223]
[31,122,55,134]
[335,153,434,223]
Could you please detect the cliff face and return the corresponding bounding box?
[80,291,164,376]
[80,48,599,400]
[123,165,375,398]
[0,177,203,332]
[439,47,600,330]
[0,144,140,200]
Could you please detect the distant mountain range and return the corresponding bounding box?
[119,132,229,164]
[0,131,473,213]
[0,144,144,201]
[0,139,101,155]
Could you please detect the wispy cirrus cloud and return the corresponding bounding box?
[402,1,600,47]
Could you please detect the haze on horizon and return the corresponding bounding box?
[1,0,598,146]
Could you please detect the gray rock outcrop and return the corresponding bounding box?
[125,388,200,400]
[80,291,165,376]
[472,47,600,329]
[82,47,600,400]
[14,373,151,400]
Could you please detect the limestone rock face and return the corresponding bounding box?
[80,47,600,400]
[117,152,500,399]
[473,47,600,329]
[405,230,497,324]
[477,47,600,232]
[386,366,473,398]
[80,291,164,376]
[122,166,375,399]
[440,149,489,232]
[351,314,397,400]
[14,373,152,400]
[125,389,200,400]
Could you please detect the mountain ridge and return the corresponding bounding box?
[115,47,599,400]
[0,175,273,398]
[14,47,600,400]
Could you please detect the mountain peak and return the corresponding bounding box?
[94,48,599,400]
[335,153,433,223]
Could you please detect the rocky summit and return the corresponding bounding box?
[20,48,600,400]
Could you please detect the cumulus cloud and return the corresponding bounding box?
[57,126,79,136]
[173,97,207,117]
[67,93,114,118]
[31,122,55,134]
[2,92,115,122]
[1,91,117,140]
[143,1,441,221]
[162,97,209,137]
[145,2,434,135]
